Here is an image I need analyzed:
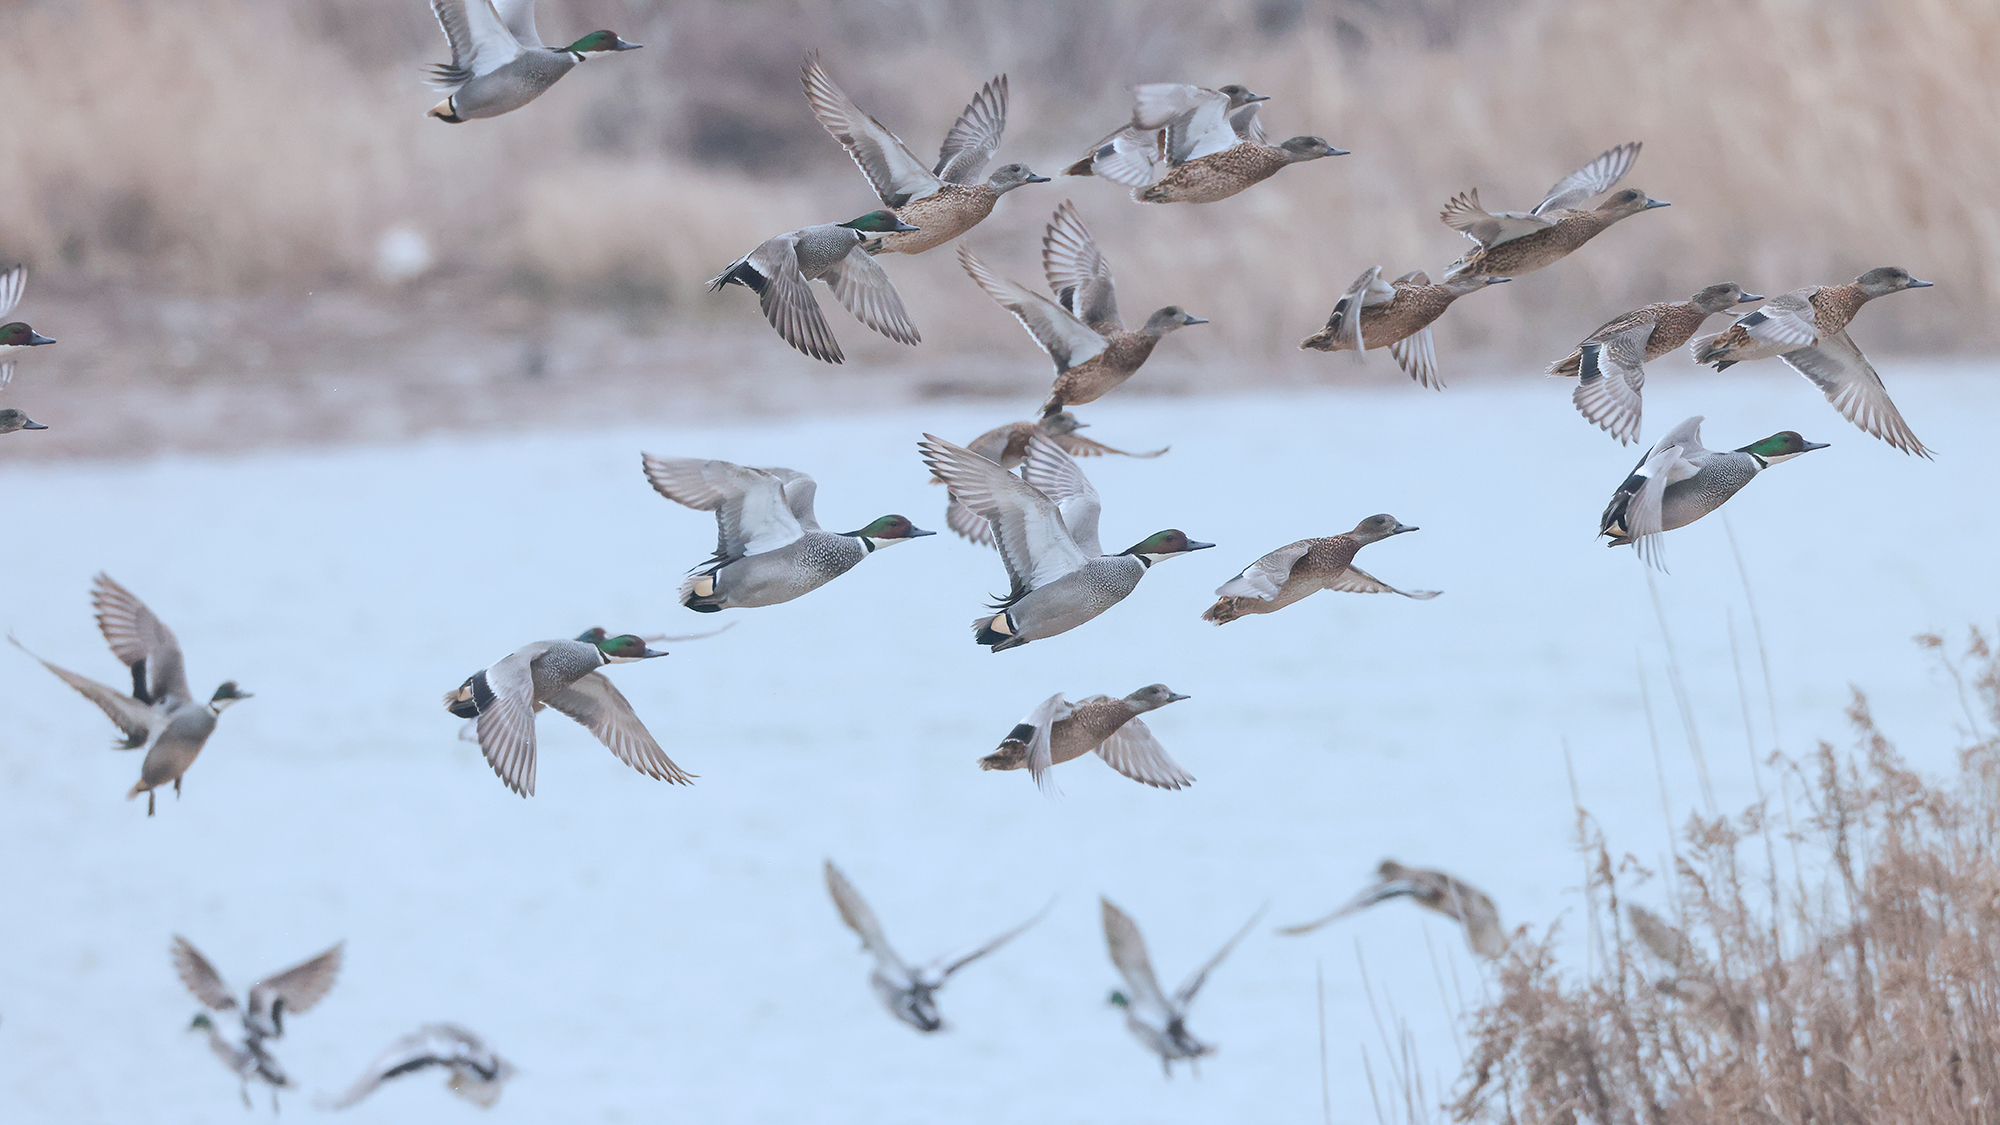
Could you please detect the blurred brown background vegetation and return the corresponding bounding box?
[0,0,1994,450]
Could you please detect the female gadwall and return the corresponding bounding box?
[0,264,55,387]
[709,210,922,365]
[1279,860,1508,960]
[824,860,1049,1033]
[804,55,1048,254]
[325,1024,515,1109]
[1300,266,1510,388]
[1101,898,1261,1076]
[1203,515,1440,625]
[642,455,931,611]
[1441,143,1666,279]
[1549,282,1764,444]
[980,684,1194,792]
[920,432,1211,652]
[445,631,692,796]
[1600,416,1828,568]
[936,411,1166,546]
[960,205,1206,415]
[1138,135,1347,205]
[11,574,250,815]
[1062,83,1271,186]
[1692,267,1934,456]
[426,0,639,122]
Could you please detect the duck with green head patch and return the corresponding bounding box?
[1599,416,1828,569]
[920,432,1212,652]
[643,455,932,613]
[1100,898,1261,1076]
[10,574,249,815]
[444,631,690,797]
[709,211,922,365]
[425,0,640,123]
[0,264,55,388]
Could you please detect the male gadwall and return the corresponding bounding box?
[0,264,55,387]
[1300,266,1510,388]
[1203,515,1440,625]
[936,411,1166,546]
[980,684,1194,792]
[824,860,1049,1033]
[1441,143,1666,279]
[1549,282,1764,444]
[11,574,250,815]
[324,1024,515,1110]
[445,631,692,796]
[1101,898,1261,1076]
[426,0,639,122]
[1599,416,1828,568]
[1279,860,1508,961]
[642,455,931,611]
[1691,267,1935,456]
[1063,83,1271,186]
[920,432,1211,652]
[709,210,922,364]
[804,55,1048,254]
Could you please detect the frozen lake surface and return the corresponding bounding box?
[1,363,1994,1123]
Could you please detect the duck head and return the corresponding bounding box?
[896,984,945,1033]
[0,322,54,347]
[574,627,610,644]
[0,408,47,432]
[1217,85,1271,109]
[1125,684,1190,711]
[1039,411,1087,436]
[1121,529,1214,564]
[1140,306,1207,335]
[847,514,934,549]
[564,30,642,56]
[209,682,251,710]
[1107,989,1130,1009]
[594,633,668,662]
[188,1012,215,1033]
[1441,274,1511,298]
[838,210,920,237]
[1691,282,1762,312]
[1598,188,1670,217]
[1854,266,1932,296]
[1735,431,1829,465]
[1279,136,1349,161]
[985,164,1052,194]
[1349,514,1418,543]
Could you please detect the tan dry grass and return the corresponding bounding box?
[1450,628,2000,1125]
[0,0,1993,362]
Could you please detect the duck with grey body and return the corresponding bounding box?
[920,432,1211,652]
[709,210,922,365]
[1101,898,1261,1076]
[981,684,1194,792]
[446,631,691,797]
[324,1023,515,1110]
[174,935,343,1109]
[1549,282,1764,444]
[824,860,1049,1033]
[1203,515,1440,625]
[643,455,932,612]
[1441,143,1666,280]
[1599,415,1828,569]
[426,0,639,122]
[10,574,249,815]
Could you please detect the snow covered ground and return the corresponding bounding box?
[1,362,1994,1123]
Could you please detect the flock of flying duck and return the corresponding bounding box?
[2,0,1944,1104]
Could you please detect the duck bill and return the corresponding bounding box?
[612,39,643,50]
[27,333,54,346]
[1736,292,1764,303]
[1183,541,1215,552]
[1390,523,1419,535]
[22,419,47,429]
[1907,278,1934,288]
[1801,440,1832,452]
[890,219,921,232]
[1327,147,1352,156]
[639,647,671,659]
[904,527,937,538]
[1166,692,1191,702]
[1642,198,1671,210]
[1025,174,1053,184]
[1182,315,1209,325]
[1244,93,1271,104]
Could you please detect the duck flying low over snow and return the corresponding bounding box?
[643,455,931,612]
[1101,898,1261,1076]
[979,684,1194,793]
[10,573,250,815]
[919,432,1212,652]
[323,1024,516,1110]
[0,264,56,388]
[1299,266,1509,388]
[1203,515,1440,625]
[1440,142,1666,280]
[1598,415,1828,569]
[961,207,1205,416]
[824,860,1050,1033]
[446,631,691,797]
[456,625,731,744]
[174,935,345,1044]
[935,411,1167,547]
[1548,283,1764,444]
[1062,83,1271,187]
[708,211,923,365]
[803,54,1048,254]
[426,0,639,122]
[1280,860,1508,960]
[1691,267,1935,457]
